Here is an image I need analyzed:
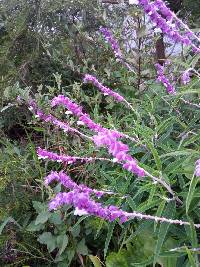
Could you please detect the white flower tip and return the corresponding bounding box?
[65,111,73,115]
[77,121,85,126]
[129,0,139,4]
[38,156,48,160]
[74,208,88,216]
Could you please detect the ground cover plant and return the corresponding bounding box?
[0,0,200,266]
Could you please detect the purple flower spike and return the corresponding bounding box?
[83,74,125,102]
[100,27,122,59]
[51,95,123,138]
[155,63,176,94]
[44,171,105,197]
[93,132,145,177]
[181,69,191,85]
[195,160,200,177]
[37,148,77,164]
[51,95,83,116]
[49,190,127,222]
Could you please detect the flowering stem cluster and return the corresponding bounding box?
[47,174,200,228]
[30,94,179,201]
[138,0,200,53]
[29,1,200,229]
[51,95,148,177]
[51,94,140,144]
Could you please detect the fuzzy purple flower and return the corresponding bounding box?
[181,69,191,85]
[154,0,200,45]
[49,189,127,223]
[51,95,145,177]
[51,95,82,116]
[29,100,91,140]
[93,132,145,177]
[45,171,105,198]
[51,95,123,138]
[37,147,114,167]
[37,148,78,164]
[83,74,125,102]
[155,63,176,94]
[100,27,122,59]
[195,160,200,177]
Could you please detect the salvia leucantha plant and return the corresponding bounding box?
[27,0,200,258]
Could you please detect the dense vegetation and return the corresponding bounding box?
[0,0,200,266]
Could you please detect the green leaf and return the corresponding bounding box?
[32,201,46,213]
[186,174,199,214]
[49,211,62,225]
[161,150,198,158]
[156,117,176,135]
[38,232,56,253]
[147,143,162,171]
[77,239,88,255]
[123,221,153,245]
[185,246,197,267]
[71,215,89,230]
[89,255,102,267]
[35,211,51,225]
[154,201,176,263]
[154,201,166,231]
[26,221,45,232]
[57,234,68,255]
[104,222,116,259]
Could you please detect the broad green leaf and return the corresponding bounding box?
[71,224,81,238]
[37,232,56,253]
[57,234,68,255]
[49,211,62,225]
[32,201,46,213]
[35,211,51,225]
[77,239,88,255]
[26,221,45,232]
